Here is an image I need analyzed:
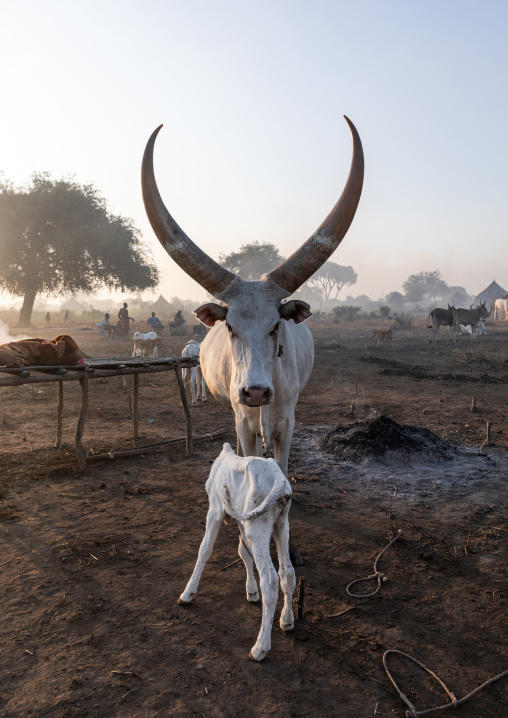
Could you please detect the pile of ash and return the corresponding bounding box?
[320,414,455,464]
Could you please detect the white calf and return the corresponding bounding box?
[182,340,207,406]
[132,331,160,357]
[458,318,487,338]
[177,443,296,662]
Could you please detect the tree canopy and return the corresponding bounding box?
[218,242,284,281]
[0,173,159,326]
[403,270,448,303]
[305,261,357,303]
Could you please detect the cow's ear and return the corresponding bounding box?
[194,303,228,327]
[278,300,312,324]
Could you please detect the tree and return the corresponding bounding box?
[218,242,285,281]
[305,261,357,303]
[0,173,159,326]
[402,270,448,303]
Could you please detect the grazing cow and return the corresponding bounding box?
[177,443,295,662]
[493,298,508,320]
[372,329,393,348]
[132,331,160,357]
[182,340,207,406]
[141,117,363,481]
[427,304,455,342]
[452,303,490,341]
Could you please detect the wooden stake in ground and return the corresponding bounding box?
[132,374,139,439]
[175,360,193,457]
[297,576,306,620]
[471,397,476,413]
[355,381,358,396]
[486,421,491,445]
[55,381,64,449]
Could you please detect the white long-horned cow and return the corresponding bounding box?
[493,298,508,320]
[141,117,363,485]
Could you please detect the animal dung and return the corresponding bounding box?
[320,415,455,464]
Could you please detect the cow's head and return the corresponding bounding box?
[141,118,364,406]
[194,280,312,405]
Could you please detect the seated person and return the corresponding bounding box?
[97,313,113,339]
[147,312,164,331]
[173,310,186,326]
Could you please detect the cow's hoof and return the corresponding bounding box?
[177,594,193,606]
[280,620,294,632]
[249,646,267,662]
[247,591,260,603]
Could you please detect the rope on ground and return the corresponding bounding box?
[383,649,508,717]
[346,530,402,598]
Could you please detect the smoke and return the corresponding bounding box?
[0,320,29,345]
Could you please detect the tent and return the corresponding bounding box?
[472,281,508,306]
[148,294,173,316]
[447,291,469,307]
[60,297,87,313]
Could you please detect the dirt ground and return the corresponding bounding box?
[1,315,507,717]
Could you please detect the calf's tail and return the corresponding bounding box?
[223,472,291,522]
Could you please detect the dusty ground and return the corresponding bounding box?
[1,316,507,717]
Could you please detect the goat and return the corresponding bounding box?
[182,340,207,405]
[132,331,160,357]
[177,443,295,662]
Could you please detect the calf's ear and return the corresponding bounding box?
[195,303,228,327]
[278,300,312,324]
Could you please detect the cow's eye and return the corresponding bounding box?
[226,323,236,337]
[270,322,280,337]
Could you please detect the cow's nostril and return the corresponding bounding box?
[241,386,272,406]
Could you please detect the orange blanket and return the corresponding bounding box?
[0,335,83,368]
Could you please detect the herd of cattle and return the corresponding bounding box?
[427,298,508,342]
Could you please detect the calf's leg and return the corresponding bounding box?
[237,528,259,602]
[247,529,279,662]
[178,506,222,605]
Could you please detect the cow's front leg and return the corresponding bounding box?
[236,417,262,458]
[274,417,303,565]
[273,509,296,631]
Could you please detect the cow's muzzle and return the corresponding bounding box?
[240,386,273,407]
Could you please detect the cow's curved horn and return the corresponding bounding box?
[142,125,235,297]
[266,116,364,294]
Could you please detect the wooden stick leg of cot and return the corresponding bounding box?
[75,374,89,472]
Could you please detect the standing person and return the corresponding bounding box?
[64,310,69,325]
[118,303,134,340]
[45,311,51,325]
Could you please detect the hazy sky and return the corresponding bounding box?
[1,0,507,303]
